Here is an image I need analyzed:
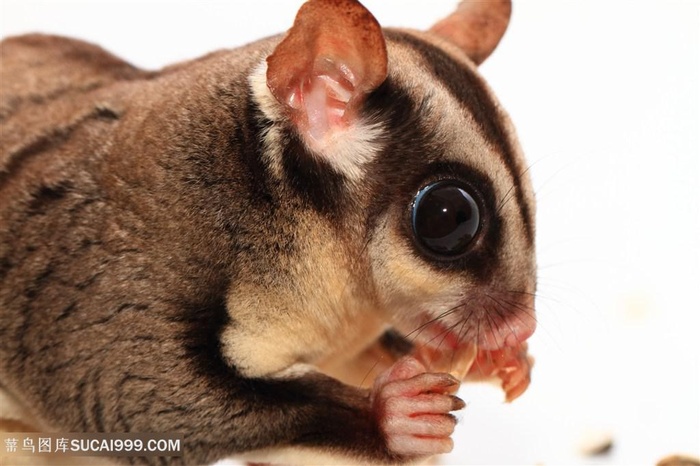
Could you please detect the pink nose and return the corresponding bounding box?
[477,295,536,350]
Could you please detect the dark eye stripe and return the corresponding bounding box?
[385,30,534,245]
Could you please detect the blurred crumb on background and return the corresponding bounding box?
[656,454,700,466]
[577,428,614,457]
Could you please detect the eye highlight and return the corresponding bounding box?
[411,180,481,258]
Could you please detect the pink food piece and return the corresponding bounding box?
[466,342,534,402]
[412,320,534,402]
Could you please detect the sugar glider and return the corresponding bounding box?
[0,0,537,464]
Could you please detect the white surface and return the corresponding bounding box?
[2,1,698,465]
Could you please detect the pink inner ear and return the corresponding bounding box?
[293,56,360,141]
[266,0,387,145]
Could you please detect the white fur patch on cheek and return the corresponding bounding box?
[249,60,385,182]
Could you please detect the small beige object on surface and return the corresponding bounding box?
[657,454,700,466]
[577,429,614,457]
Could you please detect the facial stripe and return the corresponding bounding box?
[384,30,534,244]
[362,80,503,283]
[280,130,347,219]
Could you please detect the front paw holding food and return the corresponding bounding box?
[371,356,466,459]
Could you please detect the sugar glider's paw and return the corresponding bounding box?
[371,356,466,459]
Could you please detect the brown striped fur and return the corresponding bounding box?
[0,1,535,464]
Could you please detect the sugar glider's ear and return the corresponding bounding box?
[266,0,387,148]
[429,0,511,65]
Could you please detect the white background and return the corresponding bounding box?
[2,1,698,465]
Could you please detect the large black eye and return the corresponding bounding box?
[411,181,481,257]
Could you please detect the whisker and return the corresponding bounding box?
[500,288,560,307]
[500,300,538,330]
[496,184,517,215]
[404,302,467,341]
[483,305,500,352]
[493,295,561,352]
[359,357,384,389]
[532,161,571,198]
[486,294,537,322]
[538,259,599,270]
[472,312,497,376]
[496,161,539,214]
[487,293,538,333]
[456,312,471,342]
[499,297,537,322]
[533,280,592,317]
[450,316,472,372]
[497,308,518,342]
[426,319,465,348]
[501,289,538,299]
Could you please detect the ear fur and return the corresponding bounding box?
[429,0,512,65]
[266,0,387,150]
